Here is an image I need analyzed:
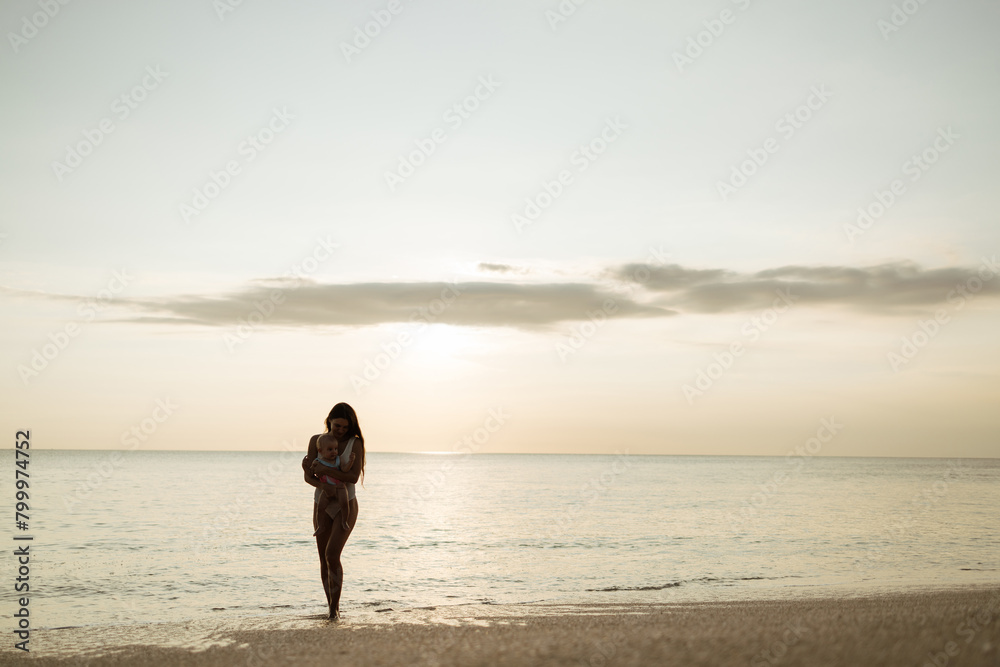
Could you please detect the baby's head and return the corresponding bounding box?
[318,437,338,461]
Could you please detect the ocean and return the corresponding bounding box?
[2,450,998,630]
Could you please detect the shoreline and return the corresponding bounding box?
[5,585,999,666]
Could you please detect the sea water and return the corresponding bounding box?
[1,450,998,630]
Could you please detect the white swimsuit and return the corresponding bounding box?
[314,436,356,519]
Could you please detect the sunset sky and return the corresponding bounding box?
[2,0,998,457]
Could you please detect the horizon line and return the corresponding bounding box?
[5,448,997,460]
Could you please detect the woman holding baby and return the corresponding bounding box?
[302,402,366,620]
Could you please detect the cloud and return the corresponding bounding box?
[478,262,517,274]
[6,258,997,331]
[119,279,673,330]
[610,259,1000,314]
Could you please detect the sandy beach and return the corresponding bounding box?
[5,586,998,666]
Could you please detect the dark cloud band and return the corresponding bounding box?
[611,258,1000,313]
[7,257,997,330]
[122,280,673,329]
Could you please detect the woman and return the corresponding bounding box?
[302,402,366,620]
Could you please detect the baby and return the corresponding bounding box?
[314,437,354,532]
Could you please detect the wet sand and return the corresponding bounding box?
[6,586,999,666]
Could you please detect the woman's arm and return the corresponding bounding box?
[302,434,322,488]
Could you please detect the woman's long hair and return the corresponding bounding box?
[325,402,365,484]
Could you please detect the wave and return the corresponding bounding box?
[588,582,683,592]
[586,575,800,592]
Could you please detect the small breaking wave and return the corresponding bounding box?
[587,582,683,592]
[587,575,799,592]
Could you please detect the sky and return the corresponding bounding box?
[1,0,998,457]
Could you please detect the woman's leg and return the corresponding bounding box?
[314,503,332,609]
[324,497,359,618]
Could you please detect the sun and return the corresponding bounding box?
[413,324,473,360]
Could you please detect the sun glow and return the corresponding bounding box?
[411,324,482,362]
